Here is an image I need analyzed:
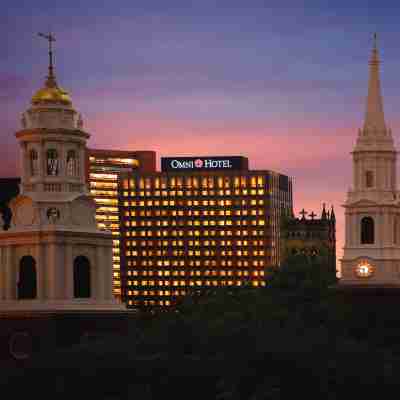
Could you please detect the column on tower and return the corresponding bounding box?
[65,244,73,300]
[5,246,15,300]
[35,243,45,300]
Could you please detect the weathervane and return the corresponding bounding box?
[38,32,56,85]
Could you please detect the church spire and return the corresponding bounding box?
[363,33,386,133]
[321,203,327,220]
[330,205,335,222]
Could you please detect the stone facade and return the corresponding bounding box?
[281,205,336,274]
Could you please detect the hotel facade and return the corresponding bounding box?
[118,156,293,308]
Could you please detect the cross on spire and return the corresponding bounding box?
[38,32,57,87]
[299,209,308,219]
[309,211,317,220]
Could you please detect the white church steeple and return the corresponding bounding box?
[340,35,400,287]
[354,34,394,154]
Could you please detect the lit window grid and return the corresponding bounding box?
[92,193,122,295]
[119,172,292,308]
[89,164,138,298]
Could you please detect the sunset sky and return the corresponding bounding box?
[3,0,400,265]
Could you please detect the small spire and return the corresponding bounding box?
[363,33,387,133]
[38,32,57,88]
[330,205,336,222]
[321,203,327,220]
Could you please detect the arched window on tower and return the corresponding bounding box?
[46,149,59,176]
[366,171,374,188]
[66,150,78,177]
[18,256,37,299]
[29,149,38,176]
[361,216,374,244]
[73,256,91,298]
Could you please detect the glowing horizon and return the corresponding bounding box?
[3,1,400,271]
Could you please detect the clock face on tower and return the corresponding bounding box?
[355,261,374,278]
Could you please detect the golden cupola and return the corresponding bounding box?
[31,76,72,106]
[21,33,83,131]
[31,33,72,106]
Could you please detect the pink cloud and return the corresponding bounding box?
[85,111,356,273]
[6,107,400,275]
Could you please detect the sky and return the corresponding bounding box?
[3,0,400,268]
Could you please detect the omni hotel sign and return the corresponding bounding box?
[161,156,248,172]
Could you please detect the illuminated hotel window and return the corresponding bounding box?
[120,169,291,307]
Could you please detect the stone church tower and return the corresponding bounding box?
[0,34,123,310]
[340,36,400,286]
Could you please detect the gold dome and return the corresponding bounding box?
[31,83,72,106]
[32,33,73,106]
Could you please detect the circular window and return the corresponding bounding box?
[9,331,33,360]
[355,261,374,278]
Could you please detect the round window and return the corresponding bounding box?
[9,331,33,360]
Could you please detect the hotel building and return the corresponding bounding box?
[118,156,293,308]
[87,149,156,299]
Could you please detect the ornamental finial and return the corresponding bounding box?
[38,32,57,88]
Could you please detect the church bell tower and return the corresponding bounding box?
[0,33,124,310]
[340,35,400,286]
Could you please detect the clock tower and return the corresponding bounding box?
[340,36,400,286]
[0,34,123,310]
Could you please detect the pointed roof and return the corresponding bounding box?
[330,205,336,222]
[321,203,327,220]
[363,33,386,133]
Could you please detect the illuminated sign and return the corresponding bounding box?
[161,157,248,172]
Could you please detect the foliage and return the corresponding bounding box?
[266,252,337,292]
[1,256,399,399]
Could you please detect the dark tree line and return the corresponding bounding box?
[2,254,400,399]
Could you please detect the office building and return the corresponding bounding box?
[87,149,156,298]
